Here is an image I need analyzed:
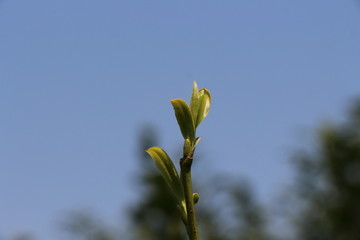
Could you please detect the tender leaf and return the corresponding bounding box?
[170,99,196,142]
[190,81,200,122]
[192,137,202,152]
[146,147,184,202]
[195,88,211,127]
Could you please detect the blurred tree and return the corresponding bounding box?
[61,211,117,240]
[61,125,272,240]
[293,100,360,240]
[130,125,273,240]
[129,125,186,240]
[23,100,360,240]
[228,183,270,240]
[10,233,34,240]
[197,177,272,240]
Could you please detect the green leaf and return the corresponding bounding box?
[192,137,202,152]
[146,147,184,202]
[170,99,196,142]
[190,81,200,123]
[195,88,211,127]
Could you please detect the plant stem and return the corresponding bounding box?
[180,156,199,240]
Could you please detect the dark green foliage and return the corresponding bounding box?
[61,211,116,240]
[130,125,186,240]
[229,184,269,240]
[131,173,185,240]
[197,178,271,240]
[130,126,272,240]
[293,100,360,240]
[60,125,272,240]
[60,100,360,240]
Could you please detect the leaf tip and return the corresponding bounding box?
[192,81,198,90]
[170,98,182,107]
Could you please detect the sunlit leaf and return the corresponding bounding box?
[195,88,211,127]
[170,99,196,142]
[146,147,184,202]
[192,137,202,152]
[190,81,200,123]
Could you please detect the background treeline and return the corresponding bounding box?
[14,100,360,240]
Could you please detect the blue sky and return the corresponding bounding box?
[1,0,360,239]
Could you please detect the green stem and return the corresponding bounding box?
[181,156,199,240]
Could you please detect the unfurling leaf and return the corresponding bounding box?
[192,137,202,152]
[190,81,200,123]
[146,147,184,202]
[195,88,211,127]
[170,99,196,142]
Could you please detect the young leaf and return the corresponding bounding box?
[190,81,200,123]
[146,147,184,202]
[192,137,202,152]
[195,88,211,127]
[170,99,196,142]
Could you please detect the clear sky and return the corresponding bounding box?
[1,1,360,239]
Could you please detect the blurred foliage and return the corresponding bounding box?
[61,211,117,240]
[293,100,360,240]
[129,125,185,240]
[59,100,360,240]
[128,125,272,240]
[197,177,271,240]
[10,233,34,240]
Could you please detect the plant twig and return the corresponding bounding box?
[147,82,211,240]
[181,156,199,240]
